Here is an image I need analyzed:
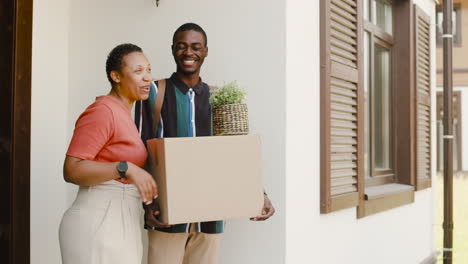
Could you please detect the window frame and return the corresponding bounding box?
[358,0,422,218]
[363,0,396,185]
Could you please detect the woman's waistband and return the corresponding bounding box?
[78,180,140,200]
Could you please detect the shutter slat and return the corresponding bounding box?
[331,111,357,121]
[418,164,430,170]
[418,114,430,122]
[418,18,430,31]
[417,35,430,48]
[331,93,357,105]
[331,54,357,68]
[331,136,357,144]
[331,153,357,161]
[417,138,430,144]
[418,106,430,113]
[417,52,430,63]
[333,0,357,8]
[331,120,357,129]
[331,145,357,153]
[331,3,357,23]
[331,28,357,46]
[331,20,356,39]
[331,11,357,30]
[417,157,430,163]
[418,22,429,35]
[331,77,357,90]
[331,37,357,54]
[417,47,430,61]
[331,102,357,113]
[331,0,357,15]
[417,128,430,134]
[417,73,430,84]
[418,56,430,68]
[331,177,357,187]
[331,85,357,97]
[331,127,357,137]
[417,147,431,153]
[417,141,430,148]
[331,161,357,170]
[331,168,357,177]
[331,46,357,61]
[331,185,357,196]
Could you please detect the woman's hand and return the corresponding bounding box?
[126,163,158,205]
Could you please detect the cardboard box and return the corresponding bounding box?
[146,135,264,225]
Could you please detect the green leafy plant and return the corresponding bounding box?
[210,81,246,106]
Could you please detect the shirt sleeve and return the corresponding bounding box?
[66,103,114,160]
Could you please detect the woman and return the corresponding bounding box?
[59,43,157,264]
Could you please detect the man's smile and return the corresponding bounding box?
[182,59,195,66]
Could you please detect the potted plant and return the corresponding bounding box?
[210,81,249,136]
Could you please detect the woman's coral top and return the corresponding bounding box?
[66,96,147,184]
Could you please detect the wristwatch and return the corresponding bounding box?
[117,161,128,180]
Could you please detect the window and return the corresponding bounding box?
[364,0,395,186]
[358,0,419,217]
[436,4,462,47]
[320,0,432,216]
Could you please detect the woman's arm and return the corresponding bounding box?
[63,155,157,204]
[64,156,120,185]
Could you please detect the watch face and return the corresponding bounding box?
[117,161,128,173]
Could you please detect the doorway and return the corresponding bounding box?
[0,0,33,263]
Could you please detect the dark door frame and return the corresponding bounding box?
[0,0,33,263]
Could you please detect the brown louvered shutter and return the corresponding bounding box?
[414,5,431,190]
[320,0,363,213]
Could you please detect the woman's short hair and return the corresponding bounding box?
[106,43,143,85]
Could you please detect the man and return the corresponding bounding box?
[135,23,275,264]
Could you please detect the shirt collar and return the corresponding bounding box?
[169,72,204,95]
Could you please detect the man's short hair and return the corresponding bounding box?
[172,23,208,46]
[106,43,143,85]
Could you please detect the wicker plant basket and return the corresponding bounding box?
[212,104,249,136]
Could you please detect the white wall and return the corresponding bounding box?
[31,0,71,263]
[285,0,436,263]
[67,0,286,264]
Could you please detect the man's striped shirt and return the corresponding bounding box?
[135,73,224,234]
